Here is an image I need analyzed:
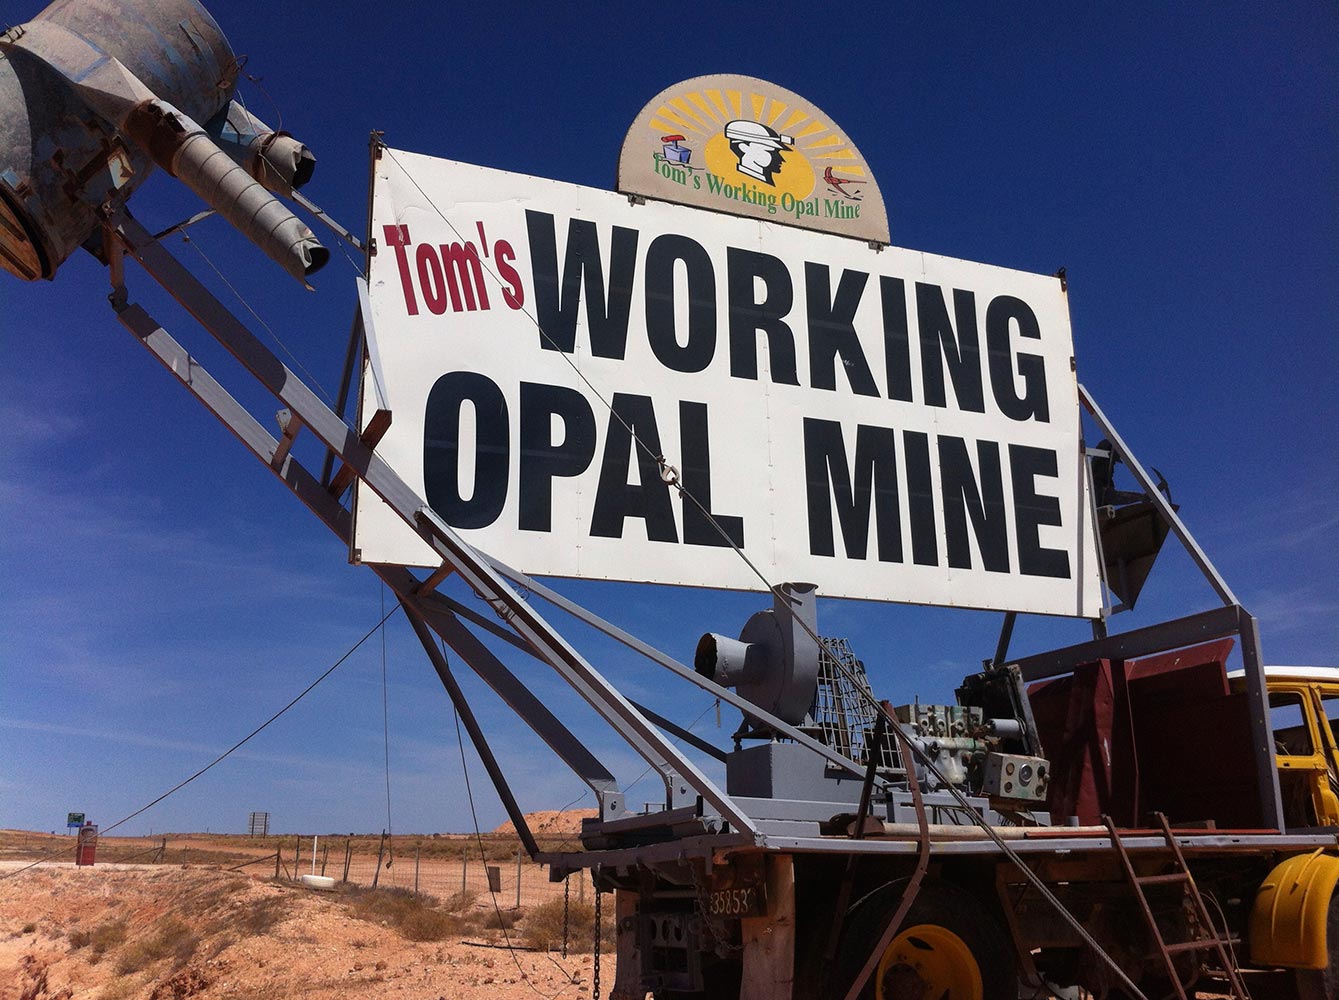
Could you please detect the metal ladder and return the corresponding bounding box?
[1104,812,1250,1000]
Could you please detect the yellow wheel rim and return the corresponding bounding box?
[875,923,983,1000]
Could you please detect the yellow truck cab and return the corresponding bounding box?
[1232,666,1339,830]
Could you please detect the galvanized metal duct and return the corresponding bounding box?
[206,101,315,199]
[123,99,326,281]
[0,0,325,283]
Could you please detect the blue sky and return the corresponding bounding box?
[1,1,1335,837]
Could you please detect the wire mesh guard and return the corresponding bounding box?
[808,637,899,771]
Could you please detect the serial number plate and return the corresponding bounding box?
[706,886,763,918]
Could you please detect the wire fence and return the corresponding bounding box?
[249,835,583,909]
[1,834,585,910]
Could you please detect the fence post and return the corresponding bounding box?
[515,847,522,909]
[462,846,467,894]
[274,847,280,880]
[414,846,420,896]
[293,838,300,880]
[342,840,352,883]
[320,843,329,877]
[371,830,387,889]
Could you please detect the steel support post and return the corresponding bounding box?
[1236,609,1285,831]
[401,604,540,855]
[1079,385,1239,606]
[410,599,622,799]
[991,611,1017,668]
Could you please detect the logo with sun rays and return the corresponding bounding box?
[619,75,888,244]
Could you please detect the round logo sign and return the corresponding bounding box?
[618,74,889,244]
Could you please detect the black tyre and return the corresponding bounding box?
[837,880,1018,1000]
[1294,894,1339,1000]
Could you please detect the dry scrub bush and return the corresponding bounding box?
[521,898,615,954]
[482,906,521,931]
[68,919,126,962]
[97,976,138,1000]
[398,906,463,942]
[344,885,481,942]
[441,889,477,911]
[222,895,286,937]
[114,916,199,974]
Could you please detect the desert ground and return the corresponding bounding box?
[0,821,616,1000]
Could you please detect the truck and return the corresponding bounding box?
[537,599,1339,1000]
[3,2,1335,998]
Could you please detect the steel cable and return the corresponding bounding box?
[0,602,401,882]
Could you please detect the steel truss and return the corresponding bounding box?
[102,201,1282,870]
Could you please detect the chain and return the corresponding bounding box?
[592,870,602,1000]
[562,874,570,960]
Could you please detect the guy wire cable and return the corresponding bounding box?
[1,602,402,882]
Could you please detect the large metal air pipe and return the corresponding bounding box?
[122,98,326,281]
[0,0,325,283]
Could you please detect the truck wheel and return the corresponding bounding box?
[838,881,1017,1000]
[1294,893,1339,1000]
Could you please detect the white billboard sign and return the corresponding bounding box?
[356,148,1101,617]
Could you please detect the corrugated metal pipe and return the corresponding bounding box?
[206,101,316,199]
[123,99,327,283]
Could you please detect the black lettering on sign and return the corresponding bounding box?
[986,295,1050,422]
[881,276,914,402]
[939,437,1009,572]
[1010,444,1071,579]
[803,418,901,562]
[679,401,744,548]
[645,234,716,373]
[917,284,985,413]
[518,382,596,532]
[807,263,878,397]
[423,372,509,529]
[525,211,637,359]
[903,430,938,567]
[590,394,678,542]
[727,247,798,385]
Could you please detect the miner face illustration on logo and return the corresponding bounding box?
[724,120,793,185]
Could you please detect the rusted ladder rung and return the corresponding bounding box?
[1164,939,1217,954]
[1136,872,1190,886]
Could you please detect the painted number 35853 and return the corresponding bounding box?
[707,887,758,917]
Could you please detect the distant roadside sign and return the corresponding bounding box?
[66,812,84,828]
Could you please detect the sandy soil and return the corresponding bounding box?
[0,862,611,1000]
